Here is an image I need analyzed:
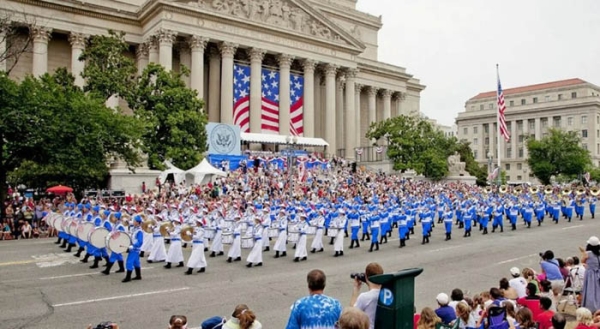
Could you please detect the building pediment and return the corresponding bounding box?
[167,0,366,52]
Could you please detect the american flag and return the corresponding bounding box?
[290,73,304,136]
[488,167,499,181]
[496,67,510,142]
[261,68,280,133]
[233,64,251,132]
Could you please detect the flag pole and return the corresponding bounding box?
[496,64,502,186]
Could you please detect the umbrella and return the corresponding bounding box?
[46,185,73,194]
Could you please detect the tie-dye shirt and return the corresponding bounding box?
[285,293,343,329]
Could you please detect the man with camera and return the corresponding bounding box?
[350,262,384,329]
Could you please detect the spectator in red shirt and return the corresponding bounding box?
[574,308,596,329]
[517,283,542,318]
[535,297,555,329]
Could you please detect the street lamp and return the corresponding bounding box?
[285,135,299,199]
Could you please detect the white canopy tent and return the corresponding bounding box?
[185,158,228,186]
[240,132,329,147]
[158,160,186,185]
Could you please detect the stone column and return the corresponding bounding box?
[382,89,393,120]
[511,120,517,160]
[336,74,345,153]
[147,37,159,64]
[31,27,52,77]
[179,46,191,87]
[248,48,265,134]
[0,31,6,72]
[302,59,317,138]
[324,64,337,156]
[534,118,541,140]
[189,36,208,99]
[522,120,529,159]
[157,29,175,71]
[219,42,238,125]
[355,84,363,148]
[208,47,221,123]
[344,69,357,160]
[278,54,294,135]
[394,92,404,117]
[367,86,377,126]
[135,43,149,75]
[478,123,485,161]
[68,33,86,87]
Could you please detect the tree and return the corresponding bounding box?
[126,63,208,170]
[527,128,591,185]
[366,115,455,179]
[1,69,143,203]
[79,30,137,101]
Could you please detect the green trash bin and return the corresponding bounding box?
[369,267,423,329]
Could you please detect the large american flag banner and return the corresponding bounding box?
[290,73,304,136]
[233,63,250,132]
[496,67,510,142]
[261,68,280,133]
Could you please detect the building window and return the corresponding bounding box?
[473,126,478,134]
[489,103,493,109]
[505,163,511,170]
[485,149,489,157]
[506,148,512,158]
[473,138,478,146]
[509,100,514,106]
[521,99,526,105]
[517,175,522,180]
[518,135,524,143]
[582,129,588,138]
[506,176,511,181]
[568,117,573,126]
[470,105,475,111]
[558,94,563,100]
[545,95,550,102]
[463,127,468,135]
[553,117,561,127]
[528,120,535,131]
[518,148,524,158]
[582,116,588,124]
[484,124,489,133]
[583,143,588,150]
[597,144,599,155]
[597,130,599,138]
[485,137,489,145]
[480,104,484,111]
[533,97,538,103]
[541,119,548,128]
[517,163,522,170]
[572,92,577,98]
[506,122,511,132]
[473,150,478,159]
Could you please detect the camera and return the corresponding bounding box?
[94,322,114,329]
[350,272,367,283]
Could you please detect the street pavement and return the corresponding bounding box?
[0,216,598,329]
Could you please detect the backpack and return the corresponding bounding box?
[201,316,226,329]
[486,306,509,329]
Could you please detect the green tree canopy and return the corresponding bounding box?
[527,128,591,185]
[0,68,143,203]
[126,63,208,170]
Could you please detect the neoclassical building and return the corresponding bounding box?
[1,0,424,159]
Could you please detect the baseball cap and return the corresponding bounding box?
[436,293,449,305]
[510,267,520,276]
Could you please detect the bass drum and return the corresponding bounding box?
[106,231,132,254]
[53,215,65,232]
[77,222,95,242]
[68,220,79,236]
[61,217,73,235]
[88,227,109,249]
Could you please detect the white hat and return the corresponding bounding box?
[587,236,600,247]
[510,267,520,276]
[436,293,449,305]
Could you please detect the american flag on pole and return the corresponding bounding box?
[290,73,304,136]
[233,64,251,132]
[488,167,499,181]
[585,172,591,183]
[261,68,280,133]
[497,67,510,142]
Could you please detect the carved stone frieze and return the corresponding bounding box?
[181,0,346,44]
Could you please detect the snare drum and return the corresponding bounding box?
[204,228,215,240]
[306,226,317,235]
[327,228,339,237]
[268,228,279,238]
[241,237,254,249]
[77,222,95,241]
[287,232,299,243]
[88,227,109,249]
[106,231,132,254]
[221,233,234,245]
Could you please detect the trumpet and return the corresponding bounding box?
[576,186,586,196]
[544,185,553,195]
[591,186,600,196]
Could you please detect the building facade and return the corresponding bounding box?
[456,78,600,184]
[0,0,425,159]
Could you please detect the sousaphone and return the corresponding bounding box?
[591,186,600,196]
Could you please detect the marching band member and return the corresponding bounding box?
[209,211,225,258]
[333,209,346,257]
[369,213,380,252]
[139,209,154,258]
[102,212,126,275]
[349,208,360,249]
[226,215,242,263]
[421,208,432,244]
[575,197,585,221]
[492,204,504,233]
[273,209,288,258]
[589,194,597,219]
[74,204,92,258]
[398,210,408,248]
[80,205,99,263]
[463,208,473,237]
[164,218,184,268]
[246,217,263,268]
[310,209,325,253]
[293,214,309,262]
[122,215,143,283]
[360,207,370,241]
[147,215,167,263]
[65,204,83,253]
[261,208,271,252]
[185,218,207,274]
[444,206,454,240]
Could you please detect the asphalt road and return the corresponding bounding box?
[0,216,598,329]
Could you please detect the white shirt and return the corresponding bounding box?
[509,277,527,298]
[354,288,380,329]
